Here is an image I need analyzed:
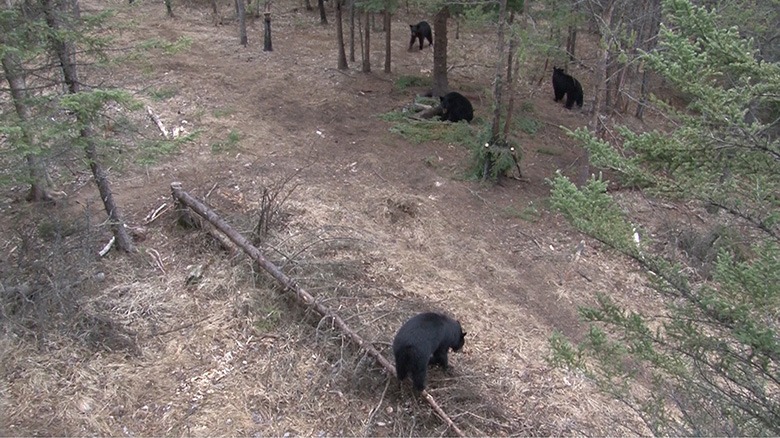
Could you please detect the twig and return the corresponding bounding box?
[151,314,215,337]
[146,248,166,275]
[99,236,115,257]
[467,187,489,205]
[147,105,170,139]
[145,203,169,224]
[205,182,219,199]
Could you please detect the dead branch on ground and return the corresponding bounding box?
[170,182,466,437]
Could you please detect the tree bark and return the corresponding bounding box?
[336,0,348,69]
[349,0,355,62]
[431,6,449,96]
[362,9,370,72]
[565,1,578,61]
[170,182,467,437]
[383,9,391,73]
[41,0,135,253]
[582,0,615,186]
[318,0,327,24]
[164,0,173,17]
[263,3,272,51]
[236,0,247,46]
[503,11,520,140]
[0,36,52,202]
[489,0,508,143]
[635,0,661,119]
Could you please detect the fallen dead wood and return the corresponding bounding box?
[170,182,466,437]
[409,102,443,120]
[147,105,170,139]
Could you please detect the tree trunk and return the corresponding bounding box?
[565,1,578,61]
[263,2,272,51]
[349,0,355,62]
[236,0,247,46]
[362,9,370,72]
[636,0,661,119]
[566,25,576,61]
[0,37,52,202]
[503,11,520,139]
[383,9,391,73]
[336,0,348,69]
[211,0,222,24]
[305,0,312,11]
[164,0,173,17]
[318,0,327,24]
[41,0,135,253]
[489,0,508,143]
[431,6,449,96]
[582,0,615,186]
[484,0,508,181]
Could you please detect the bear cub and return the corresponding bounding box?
[552,67,584,109]
[409,21,433,50]
[392,312,467,391]
[440,91,474,123]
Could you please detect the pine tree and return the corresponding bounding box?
[548,0,780,434]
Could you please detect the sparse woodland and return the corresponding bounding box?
[0,0,777,435]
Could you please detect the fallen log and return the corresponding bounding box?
[169,182,465,437]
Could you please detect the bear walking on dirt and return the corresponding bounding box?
[409,21,433,50]
[439,91,474,123]
[552,67,584,109]
[393,312,467,391]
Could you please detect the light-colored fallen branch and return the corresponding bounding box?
[170,182,465,437]
[145,203,169,224]
[99,236,115,257]
[147,105,170,139]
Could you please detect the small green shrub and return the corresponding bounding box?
[382,111,476,147]
[504,201,541,222]
[466,126,522,181]
[211,129,241,153]
[515,116,540,135]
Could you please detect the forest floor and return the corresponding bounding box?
[0,0,677,435]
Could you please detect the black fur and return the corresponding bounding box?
[439,91,474,123]
[552,67,584,109]
[392,312,467,391]
[409,21,433,50]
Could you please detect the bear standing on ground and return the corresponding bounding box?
[440,91,474,123]
[409,21,433,51]
[552,67,584,109]
[393,312,467,391]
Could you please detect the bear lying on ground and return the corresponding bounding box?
[552,67,584,109]
[440,91,474,123]
[392,312,467,391]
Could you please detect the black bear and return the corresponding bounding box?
[409,21,433,51]
[552,67,584,109]
[440,91,474,123]
[392,312,467,391]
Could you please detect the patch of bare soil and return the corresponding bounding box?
[1,0,663,435]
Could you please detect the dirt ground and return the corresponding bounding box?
[1,0,663,435]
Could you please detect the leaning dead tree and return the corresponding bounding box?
[170,182,465,437]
